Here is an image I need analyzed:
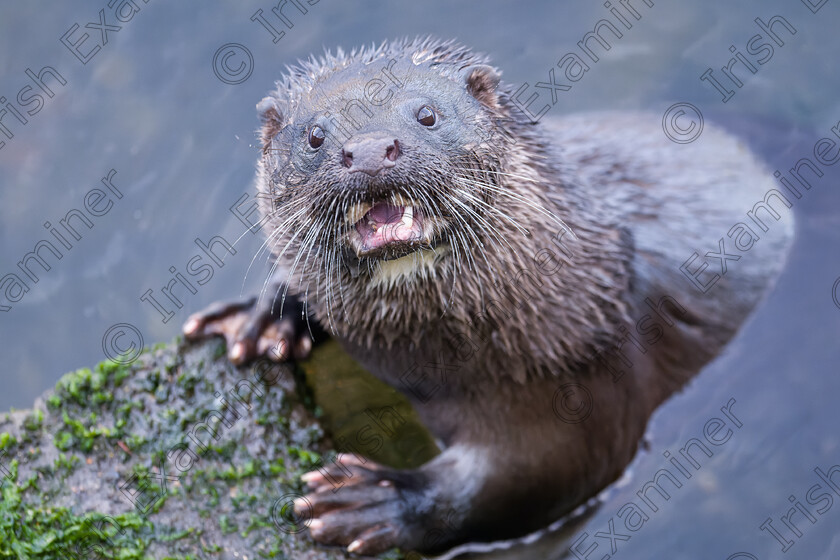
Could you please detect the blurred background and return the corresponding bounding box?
[1,1,839,558]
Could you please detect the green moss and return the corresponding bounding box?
[116,400,145,422]
[176,371,199,394]
[158,527,197,543]
[52,453,80,477]
[217,515,237,534]
[51,366,116,410]
[123,433,148,450]
[54,411,118,453]
[53,431,73,451]
[96,359,133,387]
[204,485,220,507]
[23,410,43,432]
[218,459,257,481]
[154,385,170,403]
[145,370,162,393]
[268,457,286,475]
[288,446,321,469]
[204,439,238,460]
[243,512,273,537]
[0,432,16,451]
[0,462,158,560]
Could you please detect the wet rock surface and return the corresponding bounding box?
[0,338,362,559]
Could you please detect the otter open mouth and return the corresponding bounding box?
[347,201,429,259]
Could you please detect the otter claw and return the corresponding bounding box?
[347,525,401,555]
[294,336,313,359]
[182,317,201,336]
[229,341,247,364]
[182,289,323,365]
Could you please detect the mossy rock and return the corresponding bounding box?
[0,338,434,559]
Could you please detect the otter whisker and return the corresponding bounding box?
[257,208,311,301]
[452,168,576,236]
[446,194,514,255]
[278,218,325,318]
[265,214,320,316]
[248,205,308,298]
[450,181,531,237]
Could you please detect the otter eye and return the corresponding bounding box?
[417,106,436,127]
[308,126,325,148]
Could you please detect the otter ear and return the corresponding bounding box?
[257,96,286,150]
[462,65,501,108]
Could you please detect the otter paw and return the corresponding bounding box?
[182,292,314,365]
[296,456,412,555]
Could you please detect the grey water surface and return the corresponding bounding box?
[1,1,839,558]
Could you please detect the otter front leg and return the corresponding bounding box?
[183,284,325,364]
[296,371,651,555]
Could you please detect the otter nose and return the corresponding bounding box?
[341,133,400,175]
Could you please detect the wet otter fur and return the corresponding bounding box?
[184,38,794,555]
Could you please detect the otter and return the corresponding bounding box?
[183,38,794,555]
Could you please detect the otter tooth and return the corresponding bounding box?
[346,203,372,225]
[401,206,414,230]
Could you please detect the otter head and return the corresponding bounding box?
[256,39,528,337]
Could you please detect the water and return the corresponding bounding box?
[1,1,839,558]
